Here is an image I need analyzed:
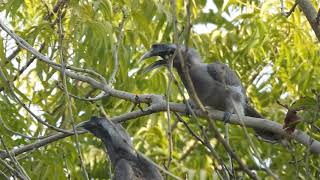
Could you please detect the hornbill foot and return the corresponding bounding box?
[223,112,232,124]
[134,95,145,112]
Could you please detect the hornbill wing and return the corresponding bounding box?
[206,62,243,88]
[80,117,163,180]
[201,62,282,143]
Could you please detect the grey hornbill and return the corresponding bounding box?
[139,43,281,143]
[79,116,163,180]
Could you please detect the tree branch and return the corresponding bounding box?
[57,12,89,179]
[296,0,320,41]
[1,102,319,160]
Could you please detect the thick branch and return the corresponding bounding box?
[1,102,319,160]
[297,0,320,41]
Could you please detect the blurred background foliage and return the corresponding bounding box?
[0,0,320,179]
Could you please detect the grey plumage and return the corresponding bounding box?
[80,116,163,180]
[140,43,281,143]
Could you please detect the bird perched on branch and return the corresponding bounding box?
[79,116,163,180]
[140,43,281,143]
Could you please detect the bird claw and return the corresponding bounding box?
[134,95,145,112]
[223,112,232,124]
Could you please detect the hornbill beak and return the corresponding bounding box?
[77,117,97,131]
[139,44,177,74]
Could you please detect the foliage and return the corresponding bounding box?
[0,0,319,179]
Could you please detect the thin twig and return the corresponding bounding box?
[207,119,258,179]
[174,112,204,144]
[0,157,25,179]
[57,12,89,180]
[0,67,72,134]
[284,2,298,17]
[168,6,229,176]
[0,170,10,180]
[225,122,234,178]
[178,140,197,162]
[0,117,48,140]
[165,56,174,173]
[174,112,229,178]
[3,47,20,65]
[62,152,71,180]
[14,44,45,81]
[170,0,205,112]
[109,8,127,84]
[231,100,279,179]
[280,0,287,16]
[200,127,231,179]
[137,152,182,180]
[98,104,108,118]
[67,65,107,84]
[0,136,30,180]
[0,44,45,92]
[0,0,68,91]
[56,82,108,102]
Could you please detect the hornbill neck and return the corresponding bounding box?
[173,48,202,68]
[172,49,202,93]
[99,136,137,165]
[174,64,197,98]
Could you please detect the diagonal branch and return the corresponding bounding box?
[57,12,89,179]
[1,102,319,158]
[170,1,258,179]
[296,0,320,41]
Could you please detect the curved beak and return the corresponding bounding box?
[141,60,167,74]
[76,116,99,131]
[139,44,176,74]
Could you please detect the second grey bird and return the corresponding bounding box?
[80,116,163,180]
[140,43,281,143]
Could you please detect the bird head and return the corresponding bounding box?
[78,116,105,138]
[79,116,133,153]
[139,44,202,74]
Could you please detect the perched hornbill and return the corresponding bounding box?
[79,116,163,180]
[140,43,281,143]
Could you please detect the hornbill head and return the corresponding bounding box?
[79,117,164,180]
[78,116,133,155]
[139,43,202,74]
